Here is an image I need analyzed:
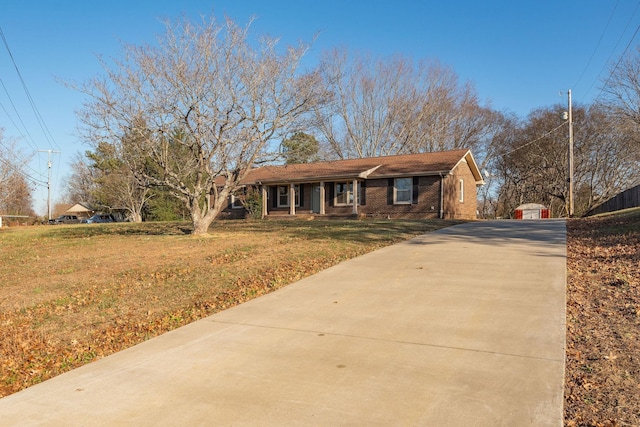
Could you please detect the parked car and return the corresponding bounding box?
[82,213,117,224]
[49,215,81,224]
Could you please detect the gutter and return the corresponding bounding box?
[367,169,452,179]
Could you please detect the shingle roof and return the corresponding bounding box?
[240,149,483,184]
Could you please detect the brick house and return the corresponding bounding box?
[221,149,484,220]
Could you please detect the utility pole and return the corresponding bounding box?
[567,90,574,217]
[38,149,61,221]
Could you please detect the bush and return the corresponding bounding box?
[242,188,263,219]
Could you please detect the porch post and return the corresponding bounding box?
[261,185,268,219]
[289,183,296,216]
[352,179,358,215]
[319,182,325,215]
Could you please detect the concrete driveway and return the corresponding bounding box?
[0,220,566,426]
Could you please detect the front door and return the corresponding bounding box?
[311,185,321,214]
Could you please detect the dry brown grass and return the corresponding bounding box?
[0,219,460,397]
[565,208,640,426]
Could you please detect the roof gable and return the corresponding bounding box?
[66,202,95,213]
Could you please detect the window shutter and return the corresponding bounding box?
[387,179,394,205]
[412,177,419,204]
[299,185,304,206]
[271,187,277,208]
[360,181,366,206]
[328,183,334,206]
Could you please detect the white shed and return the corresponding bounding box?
[515,203,550,219]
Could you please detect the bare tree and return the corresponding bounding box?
[73,16,320,234]
[64,152,98,205]
[602,46,640,145]
[0,130,35,216]
[576,103,639,209]
[492,104,639,218]
[494,107,570,217]
[87,136,152,223]
[0,173,33,215]
[65,142,151,222]
[312,49,498,159]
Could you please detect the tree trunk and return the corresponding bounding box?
[192,218,212,235]
[130,211,143,223]
[189,195,223,235]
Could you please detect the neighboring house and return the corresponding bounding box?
[65,203,130,222]
[220,149,484,220]
[65,202,95,219]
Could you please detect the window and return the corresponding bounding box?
[231,193,244,209]
[277,185,300,207]
[334,182,361,206]
[459,179,464,203]
[394,177,412,204]
[335,182,352,205]
[277,186,289,207]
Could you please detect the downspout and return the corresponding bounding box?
[439,173,445,219]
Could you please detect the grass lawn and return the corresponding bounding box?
[0,218,461,397]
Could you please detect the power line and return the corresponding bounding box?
[596,23,640,103]
[0,78,38,151]
[0,136,48,182]
[581,2,640,101]
[0,26,61,151]
[488,121,568,163]
[572,0,620,90]
[0,155,48,186]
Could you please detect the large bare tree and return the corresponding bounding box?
[312,49,499,159]
[74,17,320,234]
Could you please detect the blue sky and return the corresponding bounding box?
[1,0,639,216]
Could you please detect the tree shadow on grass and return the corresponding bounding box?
[43,221,193,238]
[42,218,466,243]
[233,219,466,244]
[405,219,567,247]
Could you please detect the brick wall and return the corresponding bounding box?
[442,160,478,220]
[220,164,479,220]
[321,177,441,219]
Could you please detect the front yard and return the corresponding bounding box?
[0,219,460,397]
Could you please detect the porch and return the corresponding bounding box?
[259,180,362,219]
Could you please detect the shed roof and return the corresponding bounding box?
[515,203,548,210]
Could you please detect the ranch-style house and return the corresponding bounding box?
[220,148,484,220]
